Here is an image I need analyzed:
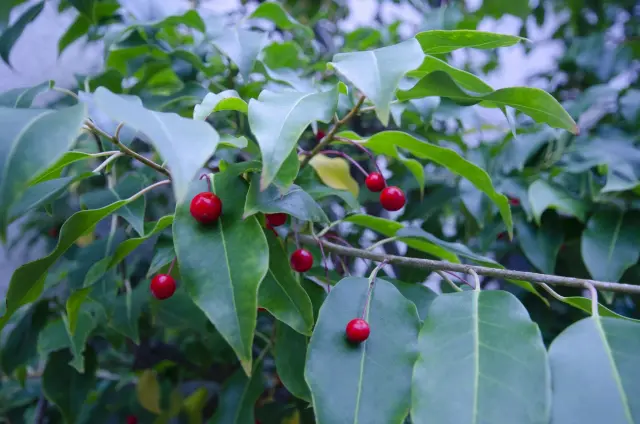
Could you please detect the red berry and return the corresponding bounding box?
[265,213,287,227]
[150,274,176,300]
[316,130,326,141]
[190,192,222,224]
[365,172,385,192]
[380,186,406,211]
[47,227,59,238]
[126,416,138,424]
[497,232,507,240]
[290,249,313,272]
[258,307,266,312]
[509,197,520,206]
[346,318,370,343]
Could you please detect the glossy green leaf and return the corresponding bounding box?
[30,151,94,184]
[211,363,264,424]
[249,86,338,189]
[273,148,300,191]
[408,55,493,93]
[415,30,526,54]
[64,305,104,372]
[329,38,424,125]
[549,316,640,423]
[1,302,49,375]
[193,90,248,120]
[0,80,50,107]
[173,173,269,375]
[304,185,360,211]
[515,216,563,274]
[250,1,313,37]
[69,0,96,22]
[212,28,267,81]
[244,174,328,224]
[146,241,175,278]
[412,290,550,424]
[259,232,314,335]
[0,103,87,235]
[386,278,437,321]
[528,180,587,224]
[581,210,640,282]
[365,131,512,236]
[0,1,44,66]
[94,87,219,203]
[42,348,97,424]
[275,320,311,401]
[557,296,640,323]
[305,277,420,424]
[398,71,579,134]
[153,290,209,334]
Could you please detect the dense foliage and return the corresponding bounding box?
[1,0,639,423]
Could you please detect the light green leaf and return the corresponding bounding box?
[308,154,360,198]
[0,1,44,66]
[249,1,313,37]
[193,90,248,120]
[0,80,50,107]
[66,287,91,334]
[275,320,311,401]
[556,296,640,323]
[249,86,338,189]
[515,215,563,274]
[137,370,162,414]
[94,87,219,203]
[273,148,300,191]
[212,28,267,81]
[549,316,640,424]
[329,39,424,125]
[412,290,550,424]
[306,277,420,424]
[581,211,640,282]
[415,30,526,54]
[398,71,579,134]
[211,363,264,424]
[528,180,587,224]
[30,151,94,184]
[173,173,269,375]
[259,232,314,335]
[407,55,493,93]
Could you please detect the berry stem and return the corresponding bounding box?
[311,227,330,291]
[334,135,385,180]
[199,173,213,192]
[318,150,369,177]
[362,260,387,319]
[167,258,176,275]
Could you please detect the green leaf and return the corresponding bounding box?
[329,39,424,125]
[137,370,162,414]
[108,283,148,343]
[173,173,269,375]
[528,180,587,224]
[415,30,526,54]
[153,290,209,334]
[273,148,300,191]
[304,185,360,211]
[0,0,28,31]
[0,80,50,107]
[212,28,267,81]
[515,215,563,274]
[193,90,248,120]
[249,1,313,37]
[259,232,314,335]
[305,277,420,424]
[308,154,360,198]
[549,316,640,423]
[146,241,175,278]
[581,211,640,282]
[66,287,91,334]
[398,71,579,134]
[68,0,96,22]
[58,14,90,55]
[244,174,328,224]
[211,363,264,424]
[94,87,219,203]
[30,151,95,184]
[0,1,44,66]
[1,302,49,375]
[249,86,339,189]
[386,278,437,321]
[64,305,104,372]
[408,55,493,93]
[275,320,311,401]
[557,297,640,323]
[42,348,97,424]
[149,9,205,32]
[412,290,550,424]
[0,103,87,235]
[364,131,512,236]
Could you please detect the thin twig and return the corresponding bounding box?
[366,236,398,252]
[92,152,124,173]
[334,135,384,177]
[317,149,369,176]
[585,283,599,317]
[437,271,462,292]
[297,235,640,295]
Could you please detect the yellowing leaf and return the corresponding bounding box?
[282,409,301,424]
[183,387,208,424]
[75,233,95,247]
[137,370,162,414]
[308,154,359,198]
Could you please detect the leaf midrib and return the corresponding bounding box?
[606,212,624,265]
[472,290,480,424]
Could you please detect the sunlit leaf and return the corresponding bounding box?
[415,30,526,54]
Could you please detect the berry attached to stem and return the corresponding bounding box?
[345,318,370,343]
[190,192,222,224]
[365,172,385,192]
[316,129,326,141]
[290,249,313,272]
[380,186,406,211]
[150,274,176,300]
[265,213,287,227]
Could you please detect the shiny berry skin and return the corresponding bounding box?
[150,274,176,300]
[316,130,326,141]
[190,192,222,224]
[508,197,521,206]
[290,249,313,272]
[365,172,385,192]
[126,415,138,424]
[346,318,370,343]
[380,186,406,211]
[265,213,287,227]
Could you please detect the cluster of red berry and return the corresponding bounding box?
[365,172,405,211]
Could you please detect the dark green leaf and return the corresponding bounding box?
[68,0,96,22]
[273,148,300,191]
[108,283,148,343]
[212,28,267,81]
[150,9,205,32]
[0,1,44,66]
[528,180,587,224]
[415,30,526,54]
[0,80,50,107]
[275,320,310,401]
[557,297,640,323]
[30,151,95,184]
[386,278,437,321]
[65,305,104,372]
[1,302,49,375]
[58,14,90,55]
[304,185,360,211]
[249,1,313,37]
[0,0,28,31]
[515,215,563,274]
[412,290,550,424]
[193,90,248,120]
[408,55,493,93]
[211,363,264,424]
[173,173,269,374]
[146,241,175,277]
[153,290,210,334]
[306,277,420,424]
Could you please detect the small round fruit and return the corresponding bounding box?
[380,186,406,211]
[126,416,138,424]
[508,197,521,206]
[290,249,313,272]
[150,274,176,300]
[345,318,370,343]
[190,192,222,224]
[365,172,385,192]
[265,213,287,227]
[316,130,326,141]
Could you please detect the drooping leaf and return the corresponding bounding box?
[193,90,248,120]
[249,87,339,189]
[415,30,525,54]
[259,232,314,335]
[412,290,550,424]
[549,316,640,424]
[408,55,493,93]
[581,210,640,282]
[398,71,579,134]
[94,87,219,203]
[515,215,563,274]
[329,38,424,125]
[249,1,313,37]
[244,174,328,224]
[173,173,269,375]
[211,363,264,424]
[0,302,49,375]
[212,28,267,81]
[0,103,87,235]
[0,80,50,108]
[275,320,311,401]
[0,1,44,66]
[528,180,587,224]
[305,277,420,424]
[308,154,360,198]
